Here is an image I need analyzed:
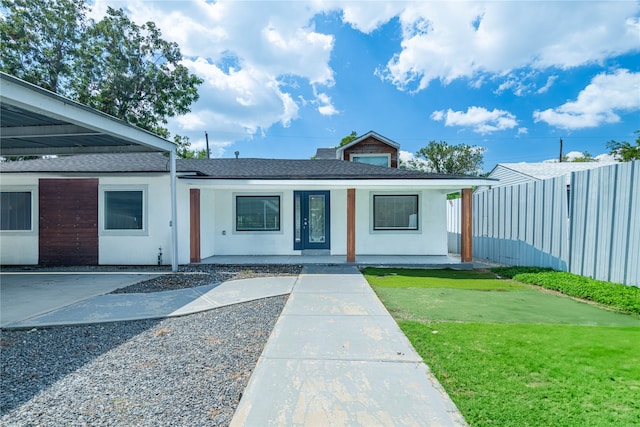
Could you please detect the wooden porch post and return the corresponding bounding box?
[189,188,201,263]
[461,188,472,263]
[347,188,356,263]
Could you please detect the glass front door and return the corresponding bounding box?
[294,191,330,250]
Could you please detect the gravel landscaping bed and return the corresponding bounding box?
[1,295,287,426]
[111,264,302,294]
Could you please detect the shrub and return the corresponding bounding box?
[511,271,640,315]
[490,266,554,279]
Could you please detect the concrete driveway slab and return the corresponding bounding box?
[202,276,297,307]
[232,359,466,427]
[4,276,298,328]
[0,273,159,327]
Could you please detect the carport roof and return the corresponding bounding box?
[0,72,175,156]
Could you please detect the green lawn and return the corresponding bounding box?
[364,268,640,427]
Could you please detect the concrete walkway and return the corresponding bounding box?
[231,265,467,426]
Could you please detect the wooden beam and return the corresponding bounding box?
[189,189,201,263]
[347,188,356,263]
[461,188,473,263]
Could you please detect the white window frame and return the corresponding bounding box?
[350,153,391,167]
[0,186,38,235]
[99,185,149,236]
[370,192,421,234]
[233,192,284,234]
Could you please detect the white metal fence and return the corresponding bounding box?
[448,160,639,287]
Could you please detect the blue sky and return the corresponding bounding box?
[93,1,640,172]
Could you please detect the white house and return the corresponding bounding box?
[0,153,489,266]
[1,72,490,267]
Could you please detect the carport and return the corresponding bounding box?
[0,72,179,271]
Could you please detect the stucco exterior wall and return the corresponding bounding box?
[1,173,176,266]
[1,174,451,265]
[354,189,448,256]
[0,174,39,265]
[192,187,448,257]
[203,189,296,255]
[97,174,174,265]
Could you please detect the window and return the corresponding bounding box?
[373,195,418,230]
[236,195,280,231]
[104,190,143,230]
[351,154,390,167]
[1,191,32,231]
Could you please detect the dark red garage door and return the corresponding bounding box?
[39,178,98,265]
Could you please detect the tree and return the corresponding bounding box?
[571,151,596,162]
[0,0,88,92]
[339,131,358,147]
[607,131,640,161]
[406,141,485,175]
[174,135,208,159]
[71,7,202,138]
[0,0,202,148]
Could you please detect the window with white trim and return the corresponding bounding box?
[0,191,32,231]
[373,194,418,230]
[236,195,280,231]
[351,154,390,167]
[104,190,144,230]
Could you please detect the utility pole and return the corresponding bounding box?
[559,138,563,162]
[205,131,210,159]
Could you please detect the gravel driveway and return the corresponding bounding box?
[1,295,287,426]
[1,265,301,425]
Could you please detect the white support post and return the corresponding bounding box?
[170,149,179,272]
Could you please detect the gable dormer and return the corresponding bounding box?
[336,131,400,168]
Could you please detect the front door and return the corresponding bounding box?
[294,191,330,250]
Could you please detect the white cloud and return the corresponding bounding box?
[533,69,640,130]
[398,150,430,171]
[537,75,558,94]
[339,2,405,33]
[314,91,339,116]
[86,1,640,154]
[375,2,640,92]
[91,0,335,155]
[542,151,618,164]
[432,106,518,134]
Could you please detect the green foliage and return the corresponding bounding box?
[0,0,89,92]
[0,0,202,144]
[407,140,485,175]
[490,266,555,278]
[607,131,640,161]
[338,131,358,147]
[571,151,596,162]
[174,135,208,159]
[70,7,202,137]
[512,271,640,314]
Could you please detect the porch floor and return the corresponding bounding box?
[199,254,480,269]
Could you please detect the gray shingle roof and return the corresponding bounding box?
[314,148,337,160]
[0,152,480,180]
